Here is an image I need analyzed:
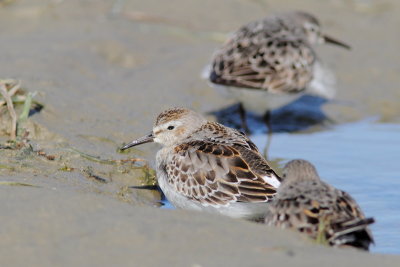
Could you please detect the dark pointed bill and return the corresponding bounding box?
[121,132,154,150]
[323,35,351,50]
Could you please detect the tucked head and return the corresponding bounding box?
[281,159,320,183]
[285,11,350,49]
[121,107,207,150]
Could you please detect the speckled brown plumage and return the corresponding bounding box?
[155,107,190,126]
[209,12,322,93]
[264,160,374,250]
[166,139,278,206]
[211,33,314,93]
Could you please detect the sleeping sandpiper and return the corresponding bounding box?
[121,107,281,220]
[264,159,374,250]
[206,11,350,132]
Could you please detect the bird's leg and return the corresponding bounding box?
[263,110,272,159]
[238,103,250,134]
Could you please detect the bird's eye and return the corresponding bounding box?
[167,126,175,130]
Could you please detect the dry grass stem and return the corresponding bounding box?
[0,82,17,139]
[0,80,21,106]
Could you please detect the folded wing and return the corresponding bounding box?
[166,141,280,207]
[210,29,315,93]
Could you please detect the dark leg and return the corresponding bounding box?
[238,103,250,134]
[263,110,272,159]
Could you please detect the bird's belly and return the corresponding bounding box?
[157,172,202,211]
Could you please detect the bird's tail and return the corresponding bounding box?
[329,217,375,251]
[201,64,212,80]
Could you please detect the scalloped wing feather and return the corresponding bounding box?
[210,26,316,93]
[265,181,374,250]
[166,141,279,207]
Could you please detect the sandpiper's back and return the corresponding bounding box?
[265,160,374,250]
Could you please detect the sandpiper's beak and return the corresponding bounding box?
[323,34,351,50]
[121,132,154,150]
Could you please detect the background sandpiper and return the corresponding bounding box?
[206,11,350,132]
[264,159,374,251]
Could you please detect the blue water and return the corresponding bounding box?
[161,198,175,209]
[252,118,400,254]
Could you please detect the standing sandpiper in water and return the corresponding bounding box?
[264,160,374,251]
[206,11,350,132]
[121,107,281,220]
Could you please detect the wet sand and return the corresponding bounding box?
[1,177,399,266]
[1,0,400,265]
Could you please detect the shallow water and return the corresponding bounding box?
[251,119,400,254]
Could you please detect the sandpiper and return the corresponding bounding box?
[121,107,281,220]
[206,11,350,131]
[264,160,374,250]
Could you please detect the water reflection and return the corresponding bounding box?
[211,94,329,134]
